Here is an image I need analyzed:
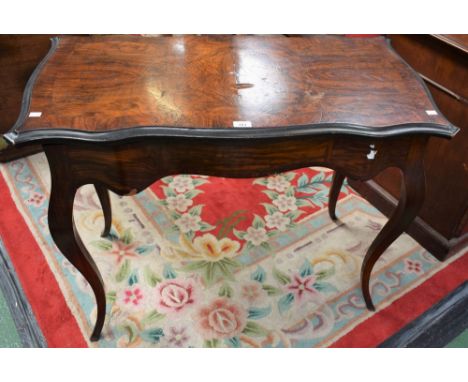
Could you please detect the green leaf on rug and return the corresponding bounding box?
[128,271,138,286]
[121,228,133,245]
[248,306,272,320]
[141,328,164,344]
[217,259,237,281]
[242,321,269,337]
[181,260,209,271]
[220,257,240,268]
[199,222,216,231]
[273,268,291,285]
[262,190,279,200]
[251,266,266,283]
[135,244,155,255]
[184,189,202,199]
[115,259,131,282]
[205,262,216,283]
[192,178,207,187]
[162,186,177,197]
[262,203,278,215]
[142,310,165,325]
[314,183,329,191]
[285,210,305,220]
[121,323,137,344]
[161,176,174,184]
[297,174,309,188]
[189,205,203,216]
[226,336,241,348]
[185,231,195,241]
[233,229,246,240]
[311,172,325,184]
[253,178,268,186]
[90,239,113,251]
[108,231,120,242]
[218,283,233,298]
[143,266,161,287]
[307,190,328,207]
[252,214,265,229]
[278,293,294,314]
[316,267,335,280]
[284,172,296,182]
[163,263,177,279]
[204,338,219,348]
[296,186,319,194]
[285,187,295,197]
[170,212,181,221]
[262,284,282,296]
[299,260,314,277]
[215,210,248,239]
[314,281,339,293]
[106,291,116,303]
[295,198,312,207]
[260,241,271,251]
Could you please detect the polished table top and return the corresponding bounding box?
[5,35,457,145]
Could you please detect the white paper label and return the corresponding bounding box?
[233,121,252,128]
[425,110,438,116]
[29,112,42,118]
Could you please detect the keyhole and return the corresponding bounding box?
[367,144,378,160]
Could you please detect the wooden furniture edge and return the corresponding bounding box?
[431,34,468,55]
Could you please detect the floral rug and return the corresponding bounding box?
[0,153,466,347]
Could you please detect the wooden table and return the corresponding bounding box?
[3,35,458,341]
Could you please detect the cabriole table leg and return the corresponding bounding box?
[94,184,112,238]
[361,141,426,310]
[328,171,345,221]
[46,150,107,342]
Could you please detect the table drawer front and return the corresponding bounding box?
[331,136,413,179]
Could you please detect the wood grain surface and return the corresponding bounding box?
[10,35,454,142]
[0,35,51,161]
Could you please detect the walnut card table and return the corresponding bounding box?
[4,35,458,341]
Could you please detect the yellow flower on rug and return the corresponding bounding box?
[192,234,240,261]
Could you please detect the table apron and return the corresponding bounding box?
[43,134,423,196]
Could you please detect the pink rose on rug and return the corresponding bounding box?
[194,298,247,339]
[155,279,197,314]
